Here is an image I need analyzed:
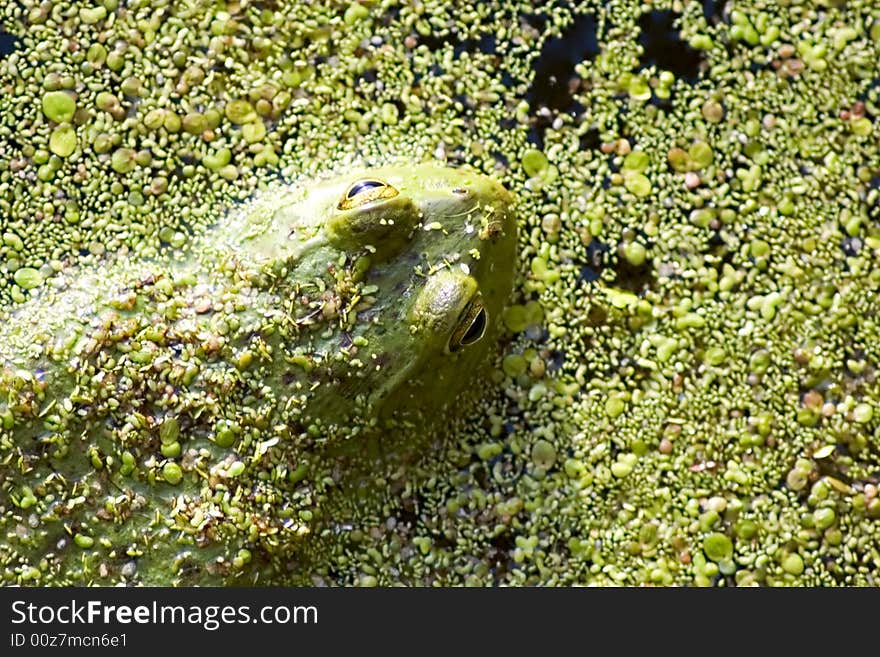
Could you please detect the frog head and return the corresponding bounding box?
[321,163,518,425]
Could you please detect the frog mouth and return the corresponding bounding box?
[448,293,487,352]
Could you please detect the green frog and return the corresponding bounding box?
[0,163,517,585]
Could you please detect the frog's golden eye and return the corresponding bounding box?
[449,293,488,352]
[338,178,399,210]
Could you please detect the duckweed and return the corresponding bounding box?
[521,148,549,177]
[703,533,733,562]
[782,553,805,576]
[853,404,873,424]
[623,172,652,197]
[531,440,557,469]
[225,99,257,125]
[41,91,75,123]
[73,534,94,549]
[162,462,183,486]
[48,124,76,157]
[110,148,137,174]
[13,268,42,290]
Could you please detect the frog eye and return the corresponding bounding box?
[338,178,399,210]
[449,293,488,352]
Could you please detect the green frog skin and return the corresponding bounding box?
[0,163,517,585]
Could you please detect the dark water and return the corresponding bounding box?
[702,0,727,25]
[526,13,599,114]
[524,8,708,145]
[418,29,497,58]
[0,31,17,57]
[577,239,609,283]
[524,13,599,147]
[637,10,703,83]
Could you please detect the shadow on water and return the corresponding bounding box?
[612,254,656,295]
